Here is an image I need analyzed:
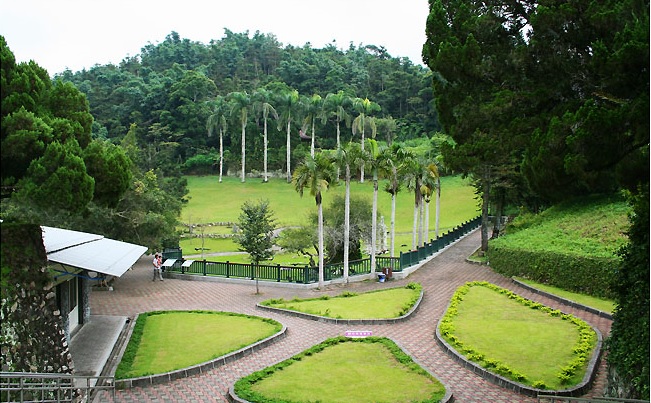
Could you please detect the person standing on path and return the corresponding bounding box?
[152,253,164,281]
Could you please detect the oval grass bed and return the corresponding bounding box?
[115,310,282,379]
[233,336,450,403]
[259,282,422,320]
[438,281,599,392]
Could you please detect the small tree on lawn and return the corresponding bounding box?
[235,199,276,294]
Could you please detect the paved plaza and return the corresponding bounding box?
[90,230,612,402]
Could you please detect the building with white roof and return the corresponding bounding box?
[41,226,147,340]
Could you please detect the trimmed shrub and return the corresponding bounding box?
[488,245,617,299]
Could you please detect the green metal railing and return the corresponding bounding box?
[399,216,481,270]
[164,216,481,284]
[0,372,115,402]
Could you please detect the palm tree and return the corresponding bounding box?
[252,88,279,182]
[401,151,423,250]
[302,94,326,157]
[227,91,251,183]
[276,89,300,183]
[421,163,440,242]
[364,138,383,275]
[324,91,352,150]
[351,97,380,183]
[292,152,337,288]
[332,142,361,283]
[379,143,406,257]
[206,95,228,183]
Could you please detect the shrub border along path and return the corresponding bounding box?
[435,282,603,397]
[91,230,612,403]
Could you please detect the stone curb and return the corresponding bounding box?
[255,288,424,325]
[114,317,287,389]
[434,292,604,398]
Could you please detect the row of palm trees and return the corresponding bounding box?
[206,88,383,184]
[292,139,440,288]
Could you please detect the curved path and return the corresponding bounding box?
[92,230,612,402]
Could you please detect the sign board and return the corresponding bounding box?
[344,330,373,338]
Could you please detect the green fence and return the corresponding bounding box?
[164,216,480,284]
[399,216,481,270]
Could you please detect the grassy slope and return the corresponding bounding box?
[491,194,630,258]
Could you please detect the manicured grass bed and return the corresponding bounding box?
[514,277,615,314]
[115,311,282,379]
[439,282,597,390]
[260,283,422,319]
[235,336,447,403]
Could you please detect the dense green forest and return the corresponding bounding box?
[55,30,441,176]
[422,0,648,398]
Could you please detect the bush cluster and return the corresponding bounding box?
[488,246,617,299]
[487,196,630,299]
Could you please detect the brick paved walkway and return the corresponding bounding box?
[91,230,612,402]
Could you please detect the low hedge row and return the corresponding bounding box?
[439,281,597,389]
[487,245,618,299]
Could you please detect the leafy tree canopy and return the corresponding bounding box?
[235,199,276,265]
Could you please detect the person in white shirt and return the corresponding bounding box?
[152,253,164,281]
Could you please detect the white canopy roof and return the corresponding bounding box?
[42,226,147,277]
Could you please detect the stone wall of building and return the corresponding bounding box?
[0,223,73,374]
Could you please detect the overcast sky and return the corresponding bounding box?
[0,0,430,75]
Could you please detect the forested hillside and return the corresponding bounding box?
[57,30,439,175]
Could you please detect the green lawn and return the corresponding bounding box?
[180,175,478,257]
[237,337,447,403]
[440,282,597,390]
[260,283,422,319]
[515,277,615,314]
[115,311,282,379]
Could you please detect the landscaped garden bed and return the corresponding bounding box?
[258,282,423,321]
[232,336,451,403]
[114,310,283,384]
[436,281,601,395]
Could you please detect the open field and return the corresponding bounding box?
[180,175,479,257]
